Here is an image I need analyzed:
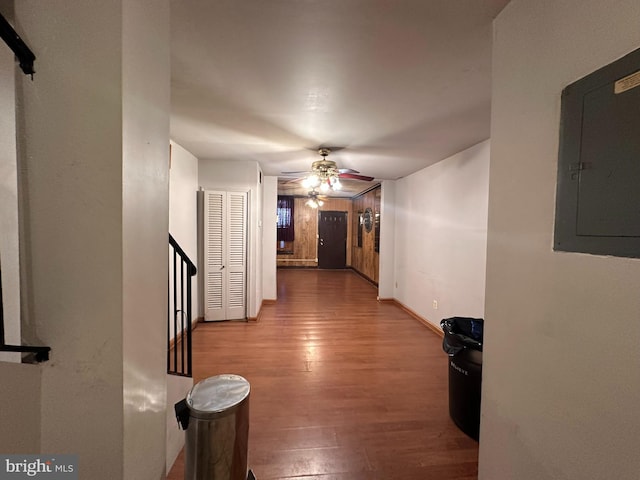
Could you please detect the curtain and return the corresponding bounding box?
[277,196,295,242]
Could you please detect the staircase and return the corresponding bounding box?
[168,234,196,377]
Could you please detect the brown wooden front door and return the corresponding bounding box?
[318,211,347,269]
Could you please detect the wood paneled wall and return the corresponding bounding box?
[275,189,381,282]
[277,197,353,267]
[351,187,381,283]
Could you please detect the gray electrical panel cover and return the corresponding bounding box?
[555,47,640,258]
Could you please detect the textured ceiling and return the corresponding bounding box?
[170,0,509,196]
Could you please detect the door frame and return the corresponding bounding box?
[317,210,348,269]
[202,189,248,321]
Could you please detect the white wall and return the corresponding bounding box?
[254,164,264,313]
[14,2,170,478]
[166,141,198,473]
[166,374,192,473]
[0,362,40,452]
[378,180,396,300]
[262,176,278,301]
[0,2,37,447]
[17,4,125,477]
[480,1,640,479]
[0,0,20,363]
[166,142,198,472]
[169,141,199,324]
[199,158,261,189]
[122,1,170,478]
[170,142,199,262]
[198,159,263,318]
[394,141,490,327]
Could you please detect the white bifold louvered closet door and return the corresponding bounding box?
[203,190,247,321]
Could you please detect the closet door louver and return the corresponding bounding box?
[226,192,247,319]
[203,190,247,321]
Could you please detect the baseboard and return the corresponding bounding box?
[276,265,318,269]
[382,298,443,338]
[248,299,277,322]
[247,305,260,322]
[348,267,378,286]
[169,316,202,350]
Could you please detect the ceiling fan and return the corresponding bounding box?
[282,148,375,193]
[305,189,325,209]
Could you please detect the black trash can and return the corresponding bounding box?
[440,317,483,441]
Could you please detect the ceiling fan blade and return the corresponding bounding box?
[284,177,304,184]
[281,170,310,175]
[338,168,360,174]
[339,172,375,181]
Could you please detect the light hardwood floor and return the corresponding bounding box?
[167,269,478,479]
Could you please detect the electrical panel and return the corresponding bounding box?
[555,47,640,258]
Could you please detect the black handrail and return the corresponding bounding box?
[0,12,36,77]
[168,234,196,377]
[0,265,50,362]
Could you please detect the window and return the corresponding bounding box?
[277,196,295,242]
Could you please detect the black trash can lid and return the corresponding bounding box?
[187,374,250,419]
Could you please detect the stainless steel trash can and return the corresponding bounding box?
[183,374,250,480]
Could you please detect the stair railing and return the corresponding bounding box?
[0,258,50,362]
[168,234,197,377]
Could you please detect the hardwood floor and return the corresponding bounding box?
[167,269,478,479]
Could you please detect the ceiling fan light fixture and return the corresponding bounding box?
[306,198,323,209]
[304,173,320,189]
[306,188,325,209]
[300,148,346,193]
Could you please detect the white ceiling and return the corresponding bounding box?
[170,0,510,196]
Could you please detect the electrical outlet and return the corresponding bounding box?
[432,300,438,310]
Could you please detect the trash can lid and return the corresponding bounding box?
[187,374,250,417]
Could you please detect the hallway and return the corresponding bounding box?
[168,269,478,479]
